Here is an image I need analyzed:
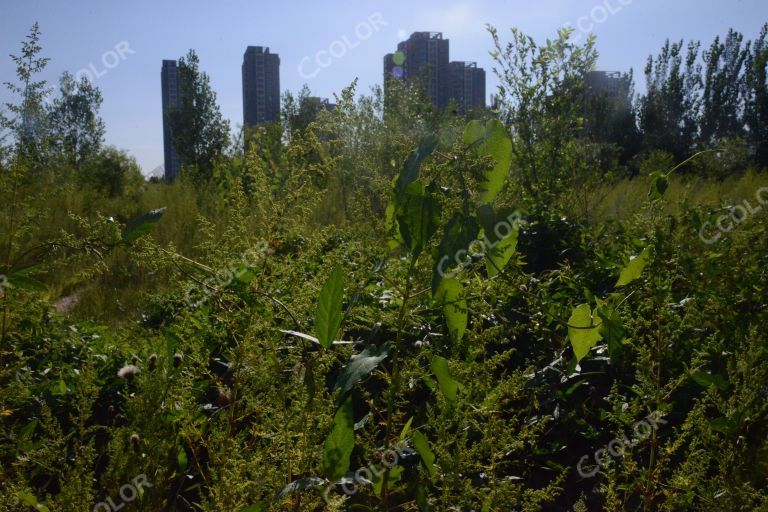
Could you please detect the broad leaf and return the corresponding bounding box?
[322,396,355,482]
[371,465,404,496]
[648,172,669,201]
[334,344,390,395]
[315,266,344,349]
[689,371,729,391]
[411,430,437,477]
[432,214,480,293]
[485,223,519,278]
[435,278,467,344]
[122,207,166,243]
[276,477,325,499]
[397,181,440,257]
[394,136,438,198]
[568,303,603,363]
[465,120,512,205]
[616,247,650,287]
[596,299,625,362]
[431,355,461,405]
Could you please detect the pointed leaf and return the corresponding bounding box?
[411,431,437,478]
[435,278,467,344]
[315,266,344,349]
[430,356,460,405]
[397,181,440,257]
[334,344,390,395]
[322,396,355,482]
[122,207,166,243]
[276,477,325,499]
[466,120,512,205]
[485,223,519,278]
[616,247,650,287]
[568,303,603,363]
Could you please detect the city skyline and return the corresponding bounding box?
[2,0,765,175]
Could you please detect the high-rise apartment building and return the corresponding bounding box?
[161,59,181,181]
[448,61,486,113]
[242,46,280,127]
[384,32,450,109]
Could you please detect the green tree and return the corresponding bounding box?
[639,40,702,160]
[700,30,749,145]
[168,49,230,179]
[584,70,642,164]
[47,72,105,169]
[1,22,51,168]
[282,85,328,136]
[79,146,144,198]
[745,23,768,165]
[488,26,598,200]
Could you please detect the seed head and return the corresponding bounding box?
[173,353,184,368]
[148,353,158,372]
[117,365,139,382]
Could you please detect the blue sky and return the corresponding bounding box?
[1,0,766,174]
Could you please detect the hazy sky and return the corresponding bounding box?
[1,0,766,174]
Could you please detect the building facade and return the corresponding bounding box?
[448,61,486,113]
[161,59,181,182]
[384,32,450,109]
[242,46,280,127]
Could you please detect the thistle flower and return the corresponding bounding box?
[130,433,141,454]
[117,364,139,382]
[173,353,183,368]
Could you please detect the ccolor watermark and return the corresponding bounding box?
[298,13,388,80]
[698,187,768,244]
[76,41,134,82]
[576,411,667,478]
[92,474,152,512]
[436,212,525,279]
[563,0,634,44]
[323,441,414,502]
[183,241,272,308]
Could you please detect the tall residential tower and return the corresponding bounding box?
[161,59,181,181]
[242,46,280,127]
[384,32,450,109]
[449,61,486,113]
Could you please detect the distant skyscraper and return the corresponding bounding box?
[161,59,181,181]
[242,46,280,127]
[384,32,450,109]
[448,61,486,113]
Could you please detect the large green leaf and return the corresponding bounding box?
[334,343,390,395]
[411,430,437,478]
[435,278,467,344]
[568,303,603,363]
[485,223,519,278]
[432,214,479,293]
[465,119,512,205]
[648,171,669,201]
[430,356,461,405]
[394,136,438,198]
[322,396,354,482]
[397,181,441,257]
[122,207,166,243]
[616,247,650,287]
[315,266,344,349]
[596,299,625,362]
[371,465,404,496]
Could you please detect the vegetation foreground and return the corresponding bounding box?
[1,22,768,512]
